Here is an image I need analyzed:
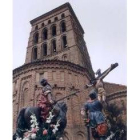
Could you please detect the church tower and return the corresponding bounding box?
[25,2,94,77]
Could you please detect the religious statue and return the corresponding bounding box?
[37,78,55,121]
[81,82,108,140]
[13,79,67,140]
[82,63,119,140]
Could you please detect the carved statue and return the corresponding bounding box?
[82,63,119,140]
[13,79,67,140]
[81,88,108,140]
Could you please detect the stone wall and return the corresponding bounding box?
[13,60,91,140]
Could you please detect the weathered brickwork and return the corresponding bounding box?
[13,60,92,139]
[13,3,127,140]
[25,3,93,77]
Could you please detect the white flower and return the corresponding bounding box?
[46,119,51,123]
[52,127,59,134]
[16,137,22,140]
[31,124,35,128]
[46,111,54,123]
[36,126,39,130]
[34,122,38,126]
[30,116,36,121]
[23,137,30,140]
[30,113,39,130]
[52,119,61,134]
[106,131,115,140]
[31,133,36,139]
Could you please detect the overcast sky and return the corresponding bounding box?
[13,0,127,85]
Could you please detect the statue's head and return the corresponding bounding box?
[40,78,48,87]
[40,79,52,95]
[89,89,97,100]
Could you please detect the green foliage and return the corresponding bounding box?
[105,102,127,140]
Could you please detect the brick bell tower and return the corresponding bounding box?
[25,2,94,77]
[13,3,95,140]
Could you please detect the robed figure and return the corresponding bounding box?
[81,80,108,140]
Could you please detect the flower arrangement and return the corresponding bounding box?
[46,111,54,124]
[16,109,61,140]
[52,119,61,134]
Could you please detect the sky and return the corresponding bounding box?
[13,0,127,85]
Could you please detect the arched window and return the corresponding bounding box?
[42,28,48,40]
[42,43,47,56]
[32,47,38,60]
[41,23,45,27]
[52,25,56,36]
[77,132,85,140]
[33,32,39,44]
[21,81,30,108]
[61,21,66,32]
[48,20,51,24]
[23,88,29,107]
[35,25,38,30]
[62,54,67,61]
[61,13,65,18]
[54,17,58,21]
[62,35,67,48]
[52,39,57,53]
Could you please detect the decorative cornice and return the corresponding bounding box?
[106,90,127,101]
[105,82,127,88]
[30,2,84,34]
[13,60,92,79]
[21,75,32,80]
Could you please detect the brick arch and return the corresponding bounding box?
[62,54,68,61]
[41,28,48,40]
[21,81,30,107]
[41,22,45,27]
[61,13,65,18]
[76,131,85,140]
[41,42,47,57]
[32,46,38,60]
[35,25,38,30]
[22,81,29,91]
[60,20,66,33]
[23,88,30,107]
[61,34,68,49]
[51,24,57,37]
[33,32,39,44]
[54,17,58,21]
[48,19,51,24]
[63,131,69,140]
[51,39,57,53]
